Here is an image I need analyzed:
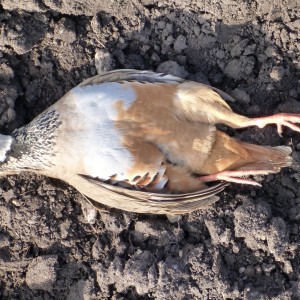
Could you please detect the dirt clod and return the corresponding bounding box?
[26,255,58,293]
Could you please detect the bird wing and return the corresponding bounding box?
[78,69,185,86]
[78,174,228,214]
[79,68,236,104]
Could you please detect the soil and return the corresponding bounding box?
[0,0,300,299]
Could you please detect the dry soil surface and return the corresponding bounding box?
[0,0,300,299]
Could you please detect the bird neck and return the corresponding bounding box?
[0,109,62,174]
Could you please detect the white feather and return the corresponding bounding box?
[58,82,136,180]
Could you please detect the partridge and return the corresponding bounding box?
[0,69,299,214]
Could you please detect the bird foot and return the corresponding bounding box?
[197,170,274,186]
[247,113,300,137]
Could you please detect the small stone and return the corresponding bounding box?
[174,35,187,53]
[154,44,161,52]
[92,239,104,260]
[157,61,188,78]
[11,199,21,207]
[231,88,251,104]
[176,55,187,65]
[95,49,114,75]
[5,108,16,123]
[255,265,262,275]
[283,261,293,274]
[216,50,225,59]
[90,15,102,34]
[265,46,278,58]
[166,214,182,223]
[67,280,95,300]
[262,263,275,273]
[157,21,166,29]
[151,52,161,62]
[193,25,201,35]
[60,219,71,239]
[244,44,256,56]
[118,37,125,44]
[100,212,126,234]
[239,266,246,274]
[289,32,297,39]
[163,35,174,47]
[162,23,173,36]
[27,219,37,225]
[244,265,255,277]
[2,190,14,202]
[224,57,255,80]
[266,84,274,92]
[0,233,10,247]
[230,39,248,57]
[141,45,150,53]
[80,199,98,224]
[270,66,286,81]
[54,18,76,44]
[289,206,300,221]
[287,19,300,31]
[232,244,240,254]
[224,253,236,265]
[257,54,267,63]
[0,64,14,81]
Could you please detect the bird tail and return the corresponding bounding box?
[236,142,293,172]
[201,130,293,175]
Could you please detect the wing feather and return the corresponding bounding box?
[80,69,236,102]
[79,69,184,87]
[78,174,228,214]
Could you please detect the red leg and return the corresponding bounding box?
[242,113,300,136]
[197,170,276,186]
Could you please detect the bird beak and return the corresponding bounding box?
[0,134,13,162]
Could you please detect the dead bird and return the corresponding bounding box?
[0,69,299,214]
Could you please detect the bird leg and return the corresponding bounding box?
[197,170,275,186]
[234,113,300,136]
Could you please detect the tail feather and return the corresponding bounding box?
[200,130,293,175]
[238,142,293,172]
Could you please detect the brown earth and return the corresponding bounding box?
[0,0,300,299]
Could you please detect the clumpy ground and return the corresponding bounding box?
[0,0,300,298]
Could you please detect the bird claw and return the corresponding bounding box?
[197,170,272,186]
[250,113,300,136]
[277,124,283,137]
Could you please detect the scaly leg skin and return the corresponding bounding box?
[240,113,300,137]
[198,170,275,186]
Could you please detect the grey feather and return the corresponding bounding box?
[78,174,228,214]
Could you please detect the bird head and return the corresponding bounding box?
[0,134,14,164]
[0,134,24,175]
[0,127,52,175]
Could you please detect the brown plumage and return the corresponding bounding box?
[0,69,298,214]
